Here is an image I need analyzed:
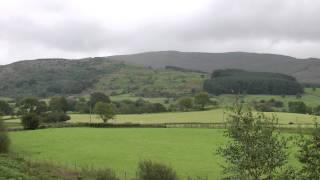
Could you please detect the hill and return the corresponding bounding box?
[109,51,320,84]
[0,58,205,97]
[203,69,303,95]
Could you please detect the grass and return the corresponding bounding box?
[68,109,319,128]
[10,128,301,179]
[0,154,81,179]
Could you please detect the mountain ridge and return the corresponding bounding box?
[108,51,320,83]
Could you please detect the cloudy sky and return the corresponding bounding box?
[1,0,320,65]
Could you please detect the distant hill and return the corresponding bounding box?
[0,57,205,97]
[109,51,320,84]
[1,50,320,97]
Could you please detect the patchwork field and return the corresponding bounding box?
[9,128,299,179]
[67,109,319,128]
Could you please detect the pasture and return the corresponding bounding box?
[9,128,299,179]
[68,109,319,128]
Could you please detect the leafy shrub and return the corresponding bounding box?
[42,112,70,123]
[177,97,193,111]
[113,99,167,114]
[0,119,10,153]
[0,101,13,115]
[296,123,320,179]
[21,113,40,130]
[137,160,178,180]
[253,99,284,112]
[288,101,310,114]
[95,169,119,180]
[218,101,288,179]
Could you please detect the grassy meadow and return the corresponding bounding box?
[4,108,319,129]
[67,109,319,128]
[9,128,300,179]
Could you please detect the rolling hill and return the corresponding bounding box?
[0,57,205,97]
[110,51,320,84]
[1,51,320,98]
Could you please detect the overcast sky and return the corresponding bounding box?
[1,0,320,65]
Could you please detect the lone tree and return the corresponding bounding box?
[0,116,10,153]
[178,97,193,111]
[94,102,115,123]
[90,92,110,107]
[194,92,210,110]
[218,101,288,179]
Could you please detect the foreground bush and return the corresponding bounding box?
[296,123,320,179]
[137,160,178,180]
[0,119,10,153]
[218,100,288,179]
[95,169,119,180]
[21,113,40,130]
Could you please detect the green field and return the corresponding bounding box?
[67,109,319,127]
[9,128,300,179]
[3,109,319,129]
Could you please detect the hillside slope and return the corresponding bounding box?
[110,51,320,83]
[0,58,205,97]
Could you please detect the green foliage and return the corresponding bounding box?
[296,123,320,179]
[0,100,13,115]
[218,101,288,179]
[137,160,178,180]
[0,58,110,97]
[288,101,309,114]
[0,154,84,179]
[0,118,10,153]
[17,97,47,115]
[21,113,40,130]
[313,105,320,115]
[252,99,284,112]
[94,169,120,180]
[177,97,193,111]
[42,112,70,123]
[94,102,115,123]
[90,92,111,107]
[113,99,167,114]
[194,92,210,110]
[49,96,68,113]
[204,69,303,95]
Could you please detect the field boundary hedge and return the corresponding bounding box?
[7,122,316,134]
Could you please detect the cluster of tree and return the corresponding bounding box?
[113,99,167,114]
[173,92,213,111]
[0,59,111,97]
[252,99,284,112]
[17,97,71,130]
[204,69,304,95]
[219,101,320,179]
[287,101,320,115]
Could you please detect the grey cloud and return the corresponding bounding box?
[1,0,320,64]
